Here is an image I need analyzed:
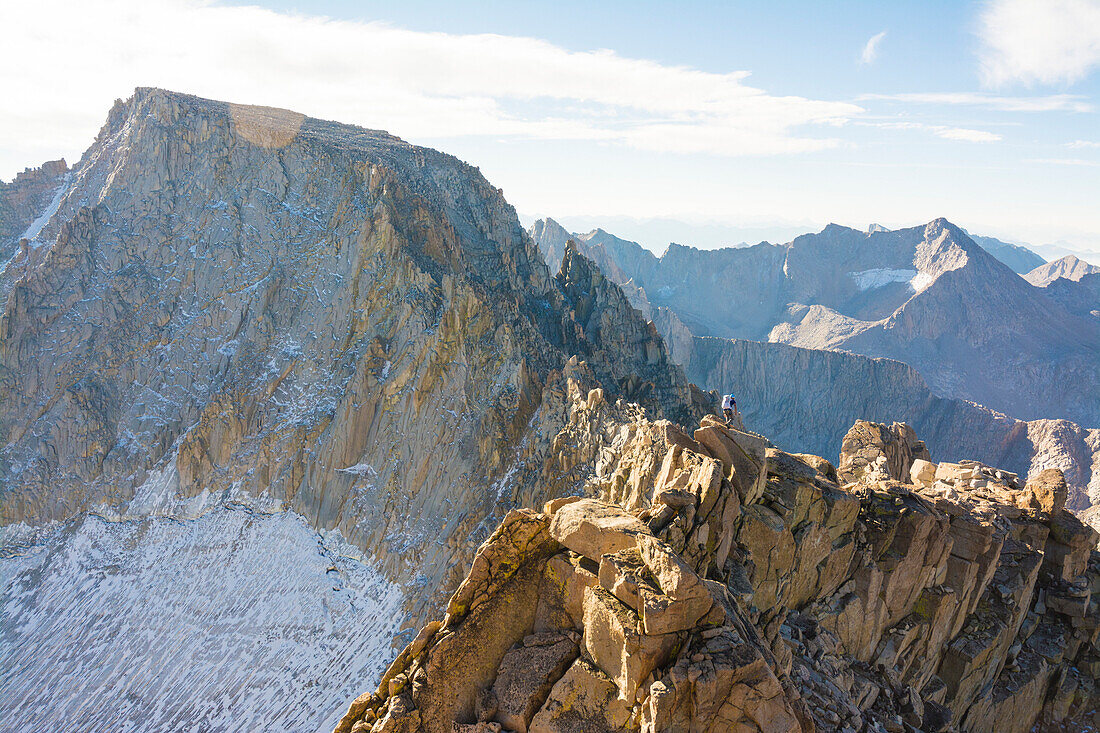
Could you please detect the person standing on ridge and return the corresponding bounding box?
[722,393,741,427]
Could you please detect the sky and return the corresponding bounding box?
[2,0,1100,259]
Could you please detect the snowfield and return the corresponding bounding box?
[1,507,404,733]
[849,268,918,291]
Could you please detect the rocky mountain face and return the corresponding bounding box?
[0,89,700,731]
[0,158,69,297]
[678,336,1100,516]
[5,89,1098,732]
[1042,272,1100,322]
[0,158,69,257]
[1025,255,1100,287]
[530,218,1100,429]
[337,407,1100,732]
[964,232,1046,275]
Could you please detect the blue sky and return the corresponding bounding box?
[2,0,1099,258]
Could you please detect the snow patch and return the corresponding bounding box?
[338,462,378,477]
[910,272,936,292]
[20,174,71,244]
[1,507,404,733]
[850,268,917,291]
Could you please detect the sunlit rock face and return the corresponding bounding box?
[0,87,695,546]
[0,89,699,732]
[337,414,1100,733]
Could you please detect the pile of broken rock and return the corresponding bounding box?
[335,412,1100,733]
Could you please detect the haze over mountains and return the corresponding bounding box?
[531,217,1100,512]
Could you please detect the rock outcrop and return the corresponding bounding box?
[0,158,69,255]
[337,416,1100,732]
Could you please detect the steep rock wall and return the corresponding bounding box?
[0,89,696,612]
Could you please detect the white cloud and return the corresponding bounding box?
[0,0,862,179]
[872,121,1003,142]
[934,127,1003,142]
[860,91,1093,111]
[1026,157,1100,165]
[861,31,887,64]
[978,0,1100,86]
[1067,139,1100,147]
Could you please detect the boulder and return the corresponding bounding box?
[1025,469,1068,515]
[910,459,937,487]
[548,499,649,562]
[838,420,930,484]
[598,547,658,611]
[535,552,599,632]
[693,421,767,504]
[528,657,633,733]
[634,534,714,633]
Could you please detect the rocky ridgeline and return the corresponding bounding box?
[336,413,1100,732]
[682,337,1100,517]
[532,220,1100,521]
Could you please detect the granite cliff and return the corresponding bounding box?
[337,408,1100,732]
[0,89,699,731]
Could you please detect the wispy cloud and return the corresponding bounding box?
[935,127,1003,142]
[1026,157,1100,166]
[1067,139,1100,148]
[978,0,1100,86]
[0,0,864,178]
[872,121,1003,142]
[859,91,1093,112]
[861,31,888,64]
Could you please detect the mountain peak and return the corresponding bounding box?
[1025,253,1100,286]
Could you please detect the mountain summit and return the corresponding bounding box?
[0,88,699,731]
[1025,254,1100,287]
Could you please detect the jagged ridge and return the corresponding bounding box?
[337,402,1100,732]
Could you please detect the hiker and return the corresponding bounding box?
[722,393,740,426]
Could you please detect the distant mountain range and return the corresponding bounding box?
[532,217,1100,426]
[962,230,1046,274]
[531,217,1100,510]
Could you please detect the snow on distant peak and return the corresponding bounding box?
[849,267,938,293]
[19,174,71,244]
[910,272,936,292]
[850,268,917,290]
